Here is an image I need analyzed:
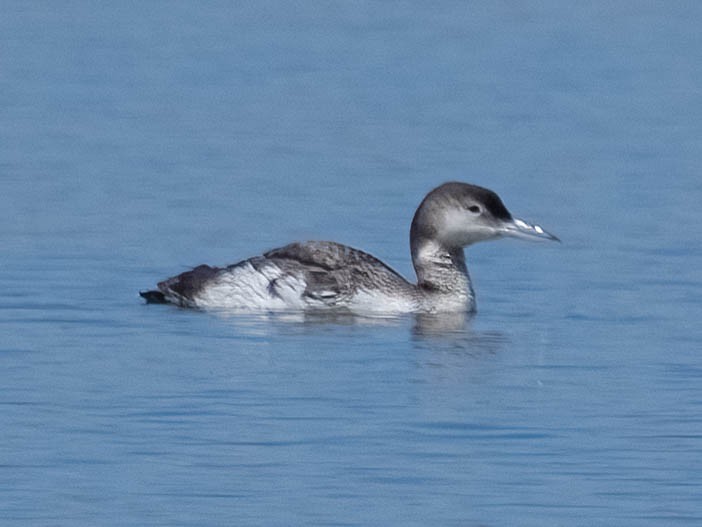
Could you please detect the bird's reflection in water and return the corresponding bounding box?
[214,308,472,330]
[209,307,407,337]
[412,311,507,357]
[413,311,474,335]
[209,308,506,359]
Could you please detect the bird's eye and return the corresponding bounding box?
[468,205,481,214]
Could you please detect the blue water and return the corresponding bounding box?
[2,2,702,525]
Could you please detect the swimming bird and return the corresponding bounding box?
[140,182,558,313]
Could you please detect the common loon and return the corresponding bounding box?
[140,182,558,313]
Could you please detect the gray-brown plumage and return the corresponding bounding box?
[141,182,558,313]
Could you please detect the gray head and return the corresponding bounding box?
[410,182,559,249]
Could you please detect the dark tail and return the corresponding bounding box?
[140,264,219,307]
[140,290,168,304]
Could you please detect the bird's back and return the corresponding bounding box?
[148,241,417,312]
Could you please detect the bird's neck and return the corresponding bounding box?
[411,237,475,309]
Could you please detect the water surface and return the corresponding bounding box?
[2,2,702,525]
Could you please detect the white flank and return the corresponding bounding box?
[193,262,307,311]
[189,261,420,313]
